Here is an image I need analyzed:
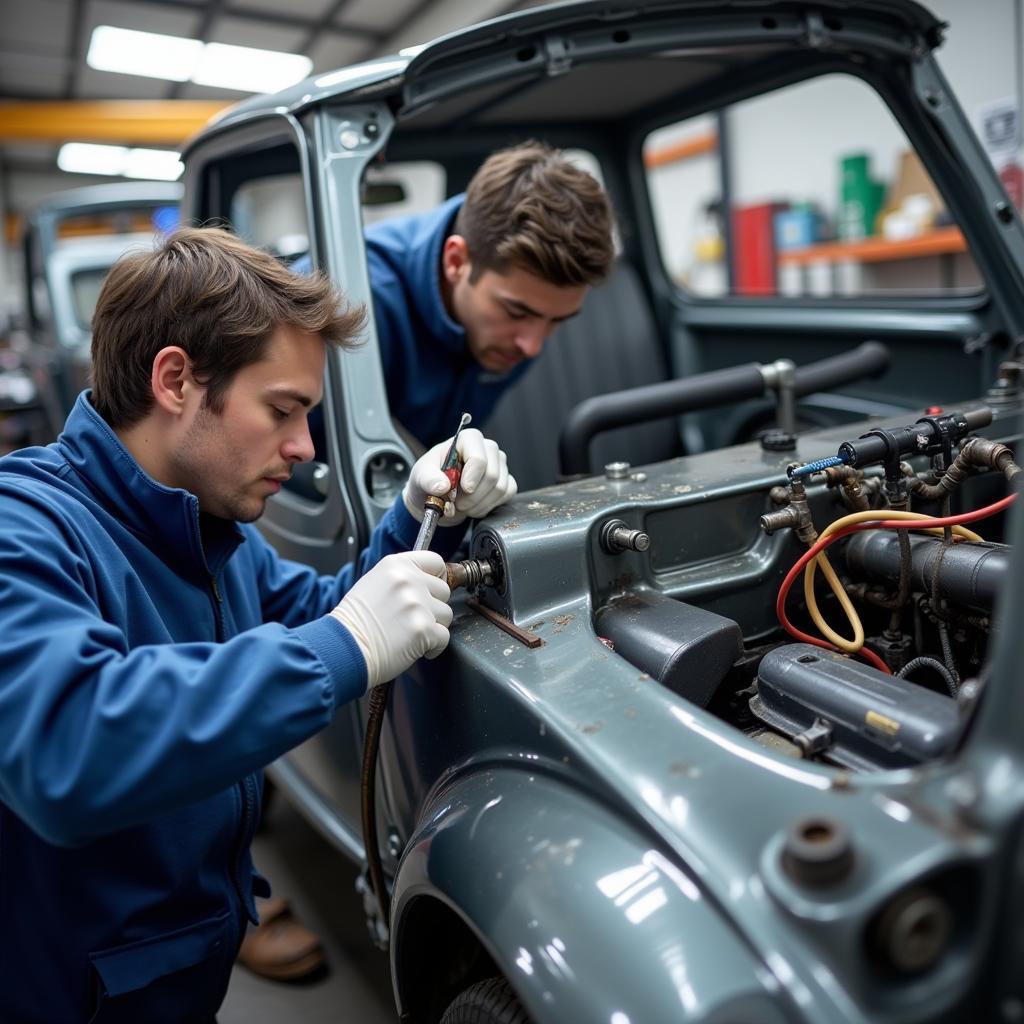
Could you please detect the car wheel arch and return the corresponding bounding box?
[389,767,796,1024]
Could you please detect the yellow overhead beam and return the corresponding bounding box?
[0,101,233,145]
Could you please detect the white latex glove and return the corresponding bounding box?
[402,427,517,527]
[330,550,453,689]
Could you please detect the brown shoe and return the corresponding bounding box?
[237,896,326,981]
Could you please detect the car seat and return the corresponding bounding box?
[484,261,681,491]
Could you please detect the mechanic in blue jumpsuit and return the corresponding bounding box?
[0,226,516,1023]
[307,140,616,452]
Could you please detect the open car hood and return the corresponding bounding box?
[400,0,946,116]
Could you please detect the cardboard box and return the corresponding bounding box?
[886,150,945,216]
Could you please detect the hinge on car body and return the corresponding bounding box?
[543,34,572,77]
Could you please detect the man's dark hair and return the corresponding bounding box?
[454,140,615,287]
[91,226,365,427]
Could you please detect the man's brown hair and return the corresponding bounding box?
[91,226,364,427]
[454,141,615,287]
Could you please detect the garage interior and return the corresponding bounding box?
[0,0,1022,1020]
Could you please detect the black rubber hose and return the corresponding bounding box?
[360,682,392,934]
[791,340,889,395]
[844,532,1008,611]
[897,656,959,697]
[559,362,767,475]
[558,340,891,476]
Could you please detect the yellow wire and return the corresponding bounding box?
[803,509,983,653]
[804,549,864,650]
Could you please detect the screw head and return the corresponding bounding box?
[604,461,630,480]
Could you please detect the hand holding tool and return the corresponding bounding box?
[331,550,452,688]
[411,412,471,551]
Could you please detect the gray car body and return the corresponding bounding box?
[181,3,1024,1021]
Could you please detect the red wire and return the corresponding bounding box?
[774,491,1018,675]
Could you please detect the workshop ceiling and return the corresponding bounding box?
[0,0,546,183]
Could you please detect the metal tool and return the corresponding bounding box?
[412,412,471,552]
[362,410,473,942]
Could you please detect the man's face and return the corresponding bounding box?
[169,324,325,522]
[448,256,588,374]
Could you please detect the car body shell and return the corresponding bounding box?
[180,3,1024,1021]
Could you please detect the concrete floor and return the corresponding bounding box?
[220,790,396,1023]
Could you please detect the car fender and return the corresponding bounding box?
[391,766,796,1024]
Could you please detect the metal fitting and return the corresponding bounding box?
[600,519,651,554]
[760,358,797,435]
[760,505,803,535]
[963,437,1021,480]
[604,461,631,480]
[445,558,496,592]
[761,477,818,544]
[985,360,1023,405]
[824,464,870,511]
[781,814,855,888]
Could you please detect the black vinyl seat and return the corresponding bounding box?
[484,262,681,491]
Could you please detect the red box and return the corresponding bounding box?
[732,203,785,296]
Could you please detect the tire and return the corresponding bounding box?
[440,977,534,1024]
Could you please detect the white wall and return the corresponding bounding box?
[931,0,1020,137]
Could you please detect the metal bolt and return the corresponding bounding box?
[604,461,630,480]
[339,128,361,150]
[600,518,650,554]
[782,815,855,888]
[387,829,403,859]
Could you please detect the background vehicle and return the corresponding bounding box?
[182,2,1024,1021]
[20,181,181,422]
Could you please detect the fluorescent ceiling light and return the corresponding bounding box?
[57,143,183,182]
[193,42,311,93]
[58,143,129,176]
[86,25,311,93]
[122,148,185,181]
[87,26,202,82]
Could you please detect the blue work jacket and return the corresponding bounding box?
[365,194,531,447]
[0,392,458,1022]
[297,196,528,451]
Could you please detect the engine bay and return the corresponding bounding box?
[460,358,1023,777]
